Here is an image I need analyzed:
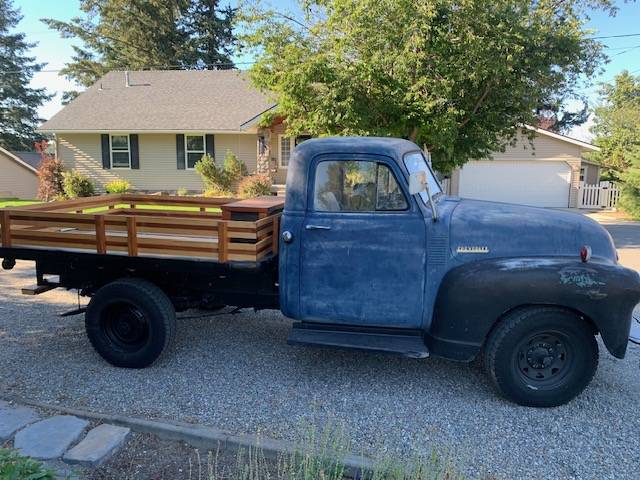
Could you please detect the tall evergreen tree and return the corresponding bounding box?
[43,0,190,88]
[0,0,51,151]
[181,0,237,69]
[44,0,238,89]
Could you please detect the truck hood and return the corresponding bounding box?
[449,199,618,263]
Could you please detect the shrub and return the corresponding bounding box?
[195,154,231,191]
[37,157,65,201]
[104,179,131,194]
[238,174,272,198]
[195,151,248,193]
[204,186,235,198]
[0,448,55,479]
[176,187,189,197]
[62,170,95,198]
[223,149,248,180]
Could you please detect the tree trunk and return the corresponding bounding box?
[408,126,419,142]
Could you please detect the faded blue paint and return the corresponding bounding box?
[279,137,640,349]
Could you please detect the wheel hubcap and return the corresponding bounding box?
[101,302,149,352]
[516,332,571,386]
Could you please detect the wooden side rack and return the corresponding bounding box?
[0,194,284,263]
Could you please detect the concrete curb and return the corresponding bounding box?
[0,394,374,476]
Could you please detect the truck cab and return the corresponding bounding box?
[278,137,640,407]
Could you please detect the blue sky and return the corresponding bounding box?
[13,0,640,140]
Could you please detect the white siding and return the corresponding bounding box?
[57,133,259,192]
[0,152,38,199]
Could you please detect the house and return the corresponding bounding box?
[40,70,600,208]
[446,126,601,208]
[0,147,40,199]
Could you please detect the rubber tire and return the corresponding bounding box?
[85,278,176,368]
[483,307,598,408]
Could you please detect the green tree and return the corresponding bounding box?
[241,0,614,172]
[180,0,237,69]
[0,0,52,151]
[590,71,640,218]
[42,0,190,88]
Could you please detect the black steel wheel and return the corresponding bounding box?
[100,302,150,352]
[86,278,176,368]
[484,307,598,407]
[514,331,573,388]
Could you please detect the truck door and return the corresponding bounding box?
[297,155,426,328]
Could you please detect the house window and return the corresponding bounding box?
[279,135,311,168]
[279,135,291,168]
[110,134,131,168]
[580,166,585,183]
[186,134,206,169]
[313,160,408,212]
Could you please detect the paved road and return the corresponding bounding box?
[0,218,638,479]
[587,213,640,272]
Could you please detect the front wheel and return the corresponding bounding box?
[85,278,176,368]
[483,307,598,407]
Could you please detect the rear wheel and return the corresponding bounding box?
[85,278,176,368]
[484,307,598,407]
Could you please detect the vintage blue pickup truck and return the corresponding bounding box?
[1,137,639,408]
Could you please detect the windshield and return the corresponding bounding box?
[403,151,442,204]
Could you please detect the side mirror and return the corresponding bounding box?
[409,171,427,195]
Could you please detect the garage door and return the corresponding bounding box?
[458,160,571,208]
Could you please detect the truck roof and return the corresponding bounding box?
[294,136,420,159]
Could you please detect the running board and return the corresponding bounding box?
[288,323,429,358]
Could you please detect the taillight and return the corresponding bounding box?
[580,245,592,263]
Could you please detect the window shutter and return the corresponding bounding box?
[205,134,214,158]
[101,134,110,169]
[130,134,140,169]
[176,134,185,170]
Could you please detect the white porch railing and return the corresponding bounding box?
[579,182,620,209]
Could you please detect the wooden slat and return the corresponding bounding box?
[8,210,97,223]
[218,222,228,262]
[1,210,11,247]
[95,215,106,254]
[11,230,97,244]
[272,215,280,254]
[18,194,124,212]
[122,194,235,207]
[127,216,138,256]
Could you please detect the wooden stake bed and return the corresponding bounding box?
[0,194,284,263]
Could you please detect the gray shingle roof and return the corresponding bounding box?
[13,151,42,169]
[39,70,276,132]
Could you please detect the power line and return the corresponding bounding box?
[589,33,640,39]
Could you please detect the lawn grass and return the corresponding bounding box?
[0,198,41,208]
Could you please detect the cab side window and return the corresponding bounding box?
[313,160,408,212]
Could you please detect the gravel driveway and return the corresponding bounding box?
[0,224,639,479]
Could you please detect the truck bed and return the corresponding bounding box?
[0,194,283,263]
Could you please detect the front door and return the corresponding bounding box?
[298,155,426,329]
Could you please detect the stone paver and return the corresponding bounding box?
[0,400,40,441]
[63,424,130,467]
[14,415,88,460]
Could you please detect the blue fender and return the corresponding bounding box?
[426,257,640,361]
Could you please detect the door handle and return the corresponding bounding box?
[305,225,332,231]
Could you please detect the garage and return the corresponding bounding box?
[457,160,572,208]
